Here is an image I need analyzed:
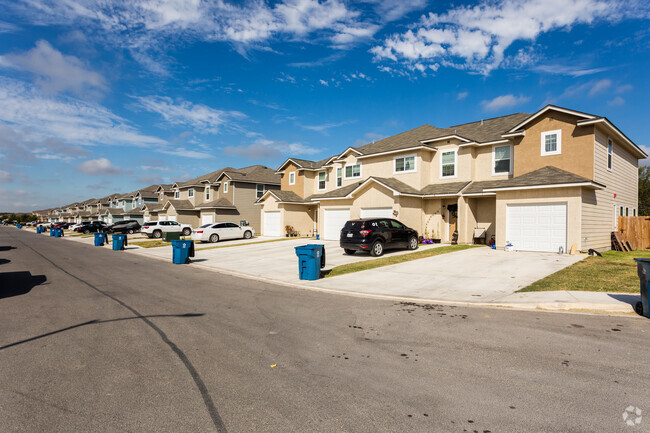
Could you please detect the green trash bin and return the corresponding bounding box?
[162,231,183,242]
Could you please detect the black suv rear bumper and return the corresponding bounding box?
[340,240,371,251]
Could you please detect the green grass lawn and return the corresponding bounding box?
[130,240,172,248]
[519,250,650,293]
[323,244,478,278]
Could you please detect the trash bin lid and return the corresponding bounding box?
[634,258,650,263]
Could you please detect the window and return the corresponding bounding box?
[336,167,342,187]
[634,208,637,216]
[394,155,416,174]
[541,130,562,156]
[493,145,512,175]
[626,207,629,216]
[344,164,361,179]
[607,139,613,170]
[256,184,265,199]
[620,206,624,216]
[188,188,194,198]
[224,182,228,193]
[389,220,405,229]
[205,186,210,201]
[318,171,326,190]
[160,192,164,201]
[441,150,457,178]
[174,190,180,199]
[289,172,295,185]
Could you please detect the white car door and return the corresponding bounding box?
[225,222,241,239]
[212,223,227,239]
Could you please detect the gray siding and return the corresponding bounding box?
[582,127,638,250]
[232,183,279,232]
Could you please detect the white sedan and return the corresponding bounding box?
[192,222,255,243]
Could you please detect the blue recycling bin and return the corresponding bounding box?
[94,232,107,246]
[633,258,650,318]
[16,224,22,229]
[112,234,127,251]
[53,228,62,237]
[36,226,41,233]
[294,244,325,280]
[50,228,55,236]
[171,239,195,264]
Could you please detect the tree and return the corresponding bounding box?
[639,167,650,216]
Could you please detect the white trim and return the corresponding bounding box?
[332,147,363,161]
[394,154,417,174]
[492,144,513,176]
[578,118,648,158]
[507,105,595,133]
[440,149,458,179]
[484,182,605,192]
[289,171,296,185]
[355,145,436,160]
[205,186,210,201]
[541,130,562,156]
[343,163,362,180]
[188,188,194,198]
[501,131,525,138]
[459,139,511,147]
[317,171,327,191]
[174,190,180,199]
[336,167,342,187]
[224,182,228,193]
[420,134,471,144]
[256,183,265,200]
[607,138,613,171]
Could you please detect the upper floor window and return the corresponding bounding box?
[256,184,265,199]
[493,145,512,175]
[440,150,457,178]
[224,182,228,193]
[336,167,342,187]
[174,190,180,199]
[344,164,361,179]
[289,172,296,185]
[541,130,562,156]
[205,186,210,201]
[188,188,194,198]
[607,139,613,170]
[160,192,164,201]
[318,171,326,190]
[394,155,416,174]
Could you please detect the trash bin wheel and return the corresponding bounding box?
[344,248,356,255]
[210,233,219,243]
[370,240,384,257]
[635,301,644,316]
[182,228,191,236]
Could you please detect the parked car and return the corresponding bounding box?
[70,222,85,231]
[74,221,107,234]
[141,221,193,238]
[192,222,254,243]
[53,222,72,229]
[37,222,52,228]
[106,219,141,234]
[340,218,419,257]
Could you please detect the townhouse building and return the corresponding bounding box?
[258,105,646,252]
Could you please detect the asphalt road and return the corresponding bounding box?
[1,227,649,433]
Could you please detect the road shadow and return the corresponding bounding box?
[0,258,10,265]
[0,271,47,299]
[0,246,16,251]
[608,293,641,306]
[191,259,208,263]
[0,313,205,351]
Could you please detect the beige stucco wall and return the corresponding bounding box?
[495,187,582,250]
[259,196,315,236]
[280,162,305,197]
[472,145,514,181]
[513,112,594,178]
[428,142,473,184]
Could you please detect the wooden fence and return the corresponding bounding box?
[618,216,650,250]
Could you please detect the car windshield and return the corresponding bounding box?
[200,224,212,228]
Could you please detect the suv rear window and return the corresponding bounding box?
[343,220,371,230]
[146,222,157,226]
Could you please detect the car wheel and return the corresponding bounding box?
[210,234,219,243]
[83,229,90,234]
[182,228,191,236]
[344,248,356,255]
[243,230,252,239]
[408,236,418,250]
[153,230,162,239]
[128,229,134,234]
[370,240,384,257]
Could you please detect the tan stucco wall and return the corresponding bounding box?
[495,187,582,250]
[473,145,513,181]
[281,162,306,197]
[259,196,315,236]
[513,112,594,178]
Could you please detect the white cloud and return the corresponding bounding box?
[318,79,329,86]
[457,91,468,100]
[371,0,646,74]
[588,78,612,96]
[532,64,613,77]
[608,96,625,106]
[0,40,107,95]
[0,77,165,148]
[157,147,214,159]
[482,94,530,111]
[224,137,319,159]
[76,158,124,175]
[133,95,246,134]
[300,120,353,132]
[0,21,20,33]
[0,170,11,182]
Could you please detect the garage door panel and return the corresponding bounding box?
[323,209,350,240]
[264,212,281,237]
[360,207,393,219]
[506,204,567,253]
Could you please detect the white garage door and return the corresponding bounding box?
[263,211,282,237]
[159,216,167,221]
[323,209,351,240]
[168,215,177,222]
[202,214,214,225]
[506,204,567,252]
[360,207,393,219]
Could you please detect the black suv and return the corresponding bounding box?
[106,219,141,234]
[74,221,107,234]
[340,218,419,257]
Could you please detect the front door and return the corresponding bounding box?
[447,204,458,244]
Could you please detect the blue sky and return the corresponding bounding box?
[0,0,649,212]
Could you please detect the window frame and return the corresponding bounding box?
[174,190,180,199]
[224,182,228,193]
[205,186,210,201]
[288,172,296,185]
[394,154,417,175]
[317,171,327,191]
[256,184,265,199]
[343,163,362,180]
[336,167,342,187]
[607,138,613,171]
[188,188,194,198]
[541,129,562,156]
[440,149,458,179]
[492,144,513,176]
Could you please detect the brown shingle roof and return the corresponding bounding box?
[421,181,471,196]
[371,177,421,195]
[483,166,601,190]
[264,190,310,203]
[462,180,510,195]
[195,198,237,209]
[222,165,281,184]
[165,200,195,210]
[422,112,531,143]
[178,168,232,187]
[354,124,442,156]
[308,182,363,199]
